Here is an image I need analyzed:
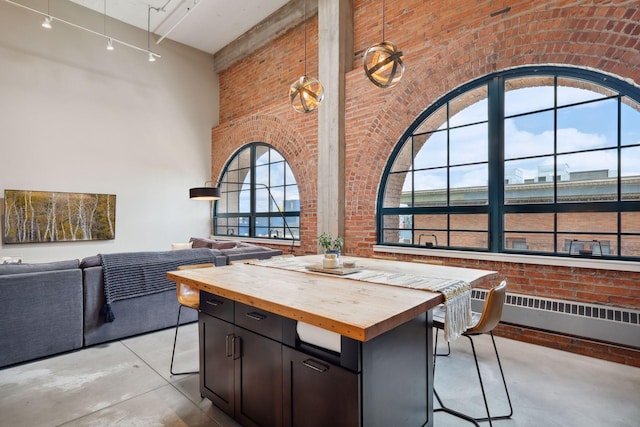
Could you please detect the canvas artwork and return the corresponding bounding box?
[3,190,116,244]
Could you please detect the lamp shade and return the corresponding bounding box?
[363,41,405,88]
[289,76,324,113]
[189,187,221,200]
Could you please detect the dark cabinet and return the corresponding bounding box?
[283,346,359,427]
[235,327,283,427]
[199,291,430,427]
[199,296,283,427]
[199,312,235,415]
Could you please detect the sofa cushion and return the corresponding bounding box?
[0,259,79,276]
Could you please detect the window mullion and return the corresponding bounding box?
[488,76,504,252]
[553,76,559,254]
[250,145,256,237]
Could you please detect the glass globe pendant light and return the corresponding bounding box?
[363,0,405,88]
[290,75,324,113]
[289,0,324,113]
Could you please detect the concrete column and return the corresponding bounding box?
[317,0,353,247]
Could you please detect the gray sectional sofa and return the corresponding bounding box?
[0,239,282,368]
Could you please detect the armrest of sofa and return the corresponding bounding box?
[0,268,83,367]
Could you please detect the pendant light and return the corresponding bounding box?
[363,0,405,88]
[289,0,324,113]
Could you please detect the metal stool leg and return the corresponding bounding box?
[466,335,494,427]
[170,305,198,375]
[434,331,513,426]
[471,332,514,422]
[434,389,481,426]
[434,327,451,357]
[433,328,480,426]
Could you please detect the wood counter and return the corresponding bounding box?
[167,255,497,342]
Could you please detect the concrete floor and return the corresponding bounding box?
[0,323,638,427]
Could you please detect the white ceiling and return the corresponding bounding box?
[70,0,291,54]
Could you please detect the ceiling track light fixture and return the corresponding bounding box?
[3,0,160,61]
[289,0,324,113]
[41,0,51,28]
[41,15,52,29]
[104,1,114,51]
[363,0,405,88]
[147,5,160,62]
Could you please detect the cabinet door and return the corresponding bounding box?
[234,327,283,427]
[199,312,235,416]
[283,347,360,427]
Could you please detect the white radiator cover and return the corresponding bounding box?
[471,290,640,349]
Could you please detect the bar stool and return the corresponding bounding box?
[433,280,513,426]
[170,263,213,375]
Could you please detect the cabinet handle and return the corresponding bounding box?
[225,334,234,358]
[302,359,329,373]
[245,312,267,321]
[205,299,223,307]
[232,336,241,360]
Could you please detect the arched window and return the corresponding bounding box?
[214,143,300,240]
[378,66,640,260]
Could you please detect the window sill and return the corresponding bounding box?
[373,245,640,273]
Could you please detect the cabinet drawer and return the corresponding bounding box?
[235,302,283,342]
[200,292,234,322]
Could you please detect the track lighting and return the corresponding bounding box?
[41,16,52,29]
[41,0,51,29]
[4,0,160,62]
[104,2,114,51]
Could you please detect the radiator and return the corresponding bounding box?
[471,289,640,349]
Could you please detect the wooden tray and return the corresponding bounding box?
[305,264,362,275]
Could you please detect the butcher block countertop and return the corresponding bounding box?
[167,255,497,342]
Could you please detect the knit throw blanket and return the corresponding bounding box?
[99,249,219,322]
[250,257,473,341]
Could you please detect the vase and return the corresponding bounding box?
[323,253,339,269]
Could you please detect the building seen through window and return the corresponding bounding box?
[378,67,640,260]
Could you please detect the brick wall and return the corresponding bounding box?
[212,0,640,365]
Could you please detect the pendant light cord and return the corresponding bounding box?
[382,0,386,41]
[303,0,307,77]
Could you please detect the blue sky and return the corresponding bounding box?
[403,84,640,192]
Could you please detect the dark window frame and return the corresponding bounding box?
[214,143,300,241]
[377,66,640,261]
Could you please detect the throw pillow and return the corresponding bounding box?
[171,242,193,250]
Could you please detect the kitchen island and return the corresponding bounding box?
[167,255,497,427]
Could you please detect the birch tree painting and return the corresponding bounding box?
[3,190,116,243]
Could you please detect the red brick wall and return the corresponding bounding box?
[212,0,640,364]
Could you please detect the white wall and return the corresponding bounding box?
[0,1,218,263]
